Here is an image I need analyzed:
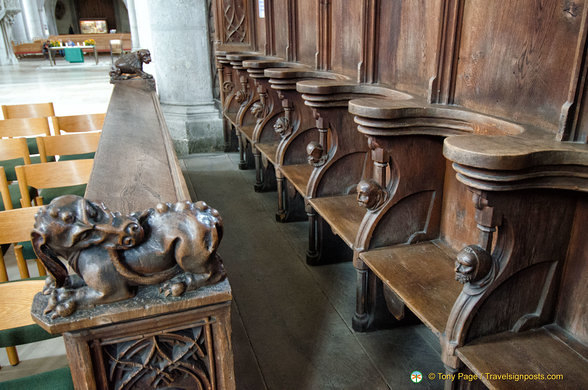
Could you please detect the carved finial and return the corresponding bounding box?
[356,179,388,211]
[455,245,494,286]
[273,116,292,138]
[306,141,326,167]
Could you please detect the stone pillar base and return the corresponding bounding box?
[161,103,224,156]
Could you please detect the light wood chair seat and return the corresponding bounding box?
[16,159,93,207]
[37,132,101,163]
[51,113,105,134]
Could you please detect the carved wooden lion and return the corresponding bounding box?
[31,195,225,318]
[109,49,153,80]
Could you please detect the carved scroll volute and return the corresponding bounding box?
[441,190,502,370]
[222,65,234,98]
[273,99,294,138]
[307,112,328,167]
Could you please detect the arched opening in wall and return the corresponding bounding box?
[74,0,130,34]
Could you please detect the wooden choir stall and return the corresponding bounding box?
[30,78,235,389]
[212,0,588,389]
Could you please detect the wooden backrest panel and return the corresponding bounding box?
[52,113,105,133]
[271,1,290,59]
[296,0,319,67]
[0,117,51,138]
[16,159,94,190]
[375,0,442,97]
[330,1,363,79]
[556,198,588,344]
[0,206,41,245]
[0,138,31,163]
[1,102,55,119]
[453,0,586,133]
[37,132,101,162]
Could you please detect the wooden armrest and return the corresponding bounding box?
[281,164,314,195]
[296,79,413,100]
[456,327,588,389]
[265,68,351,81]
[309,194,365,247]
[359,241,462,337]
[0,280,46,331]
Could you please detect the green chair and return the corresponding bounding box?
[1,103,55,156]
[0,118,52,170]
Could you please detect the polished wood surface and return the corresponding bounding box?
[87,80,189,213]
[0,137,32,164]
[0,117,51,138]
[360,241,461,337]
[280,164,313,195]
[309,195,365,248]
[0,280,45,331]
[457,328,588,389]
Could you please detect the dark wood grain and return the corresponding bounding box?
[309,195,365,248]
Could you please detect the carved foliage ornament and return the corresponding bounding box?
[31,195,226,318]
[222,81,234,93]
[356,179,388,211]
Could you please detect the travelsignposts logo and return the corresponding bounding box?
[411,371,423,383]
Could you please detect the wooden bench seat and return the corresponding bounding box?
[456,327,588,389]
[280,164,313,196]
[255,142,279,165]
[359,241,461,337]
[308,194,363,248]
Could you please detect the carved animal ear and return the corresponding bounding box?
[31,231,68,287]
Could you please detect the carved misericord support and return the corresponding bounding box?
[235,74,250,105]
[31,195,226,319]
[441,190,501,371]
[251,84,270,122]
[356,179,388,211]
[306,112,329,167]
[273,98,294,138]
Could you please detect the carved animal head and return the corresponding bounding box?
[32,195,145,286]
[137,49,152,65]
[251,102,265,119]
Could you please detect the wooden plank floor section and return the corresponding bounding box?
[360,242,462,337]
[457,328,588,389]
[309,194,365,248]
[281,164,314,195]
[182,153,445,389]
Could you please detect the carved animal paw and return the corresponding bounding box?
[159,273,210,297]
[44,289,77,319]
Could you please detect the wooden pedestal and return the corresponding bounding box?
[31,279,235,390]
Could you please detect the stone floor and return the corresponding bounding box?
[0,57,446,389]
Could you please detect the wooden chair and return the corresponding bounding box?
[109,39,124,64]
[0,279,72,389]
[0,207,47,366]
[0,117,52,175]
[51,113,105,134]
[1,102,55,120]
[0,138,31,210]
[15,159,94,207]
[37,132,101,163]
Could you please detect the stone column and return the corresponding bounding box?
[132,0,223,156]
[0,0,20,65]
[20,0,44,40]
[124,0,140,49]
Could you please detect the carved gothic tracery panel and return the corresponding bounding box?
[222,0,247,43]
[103,321,214,390]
